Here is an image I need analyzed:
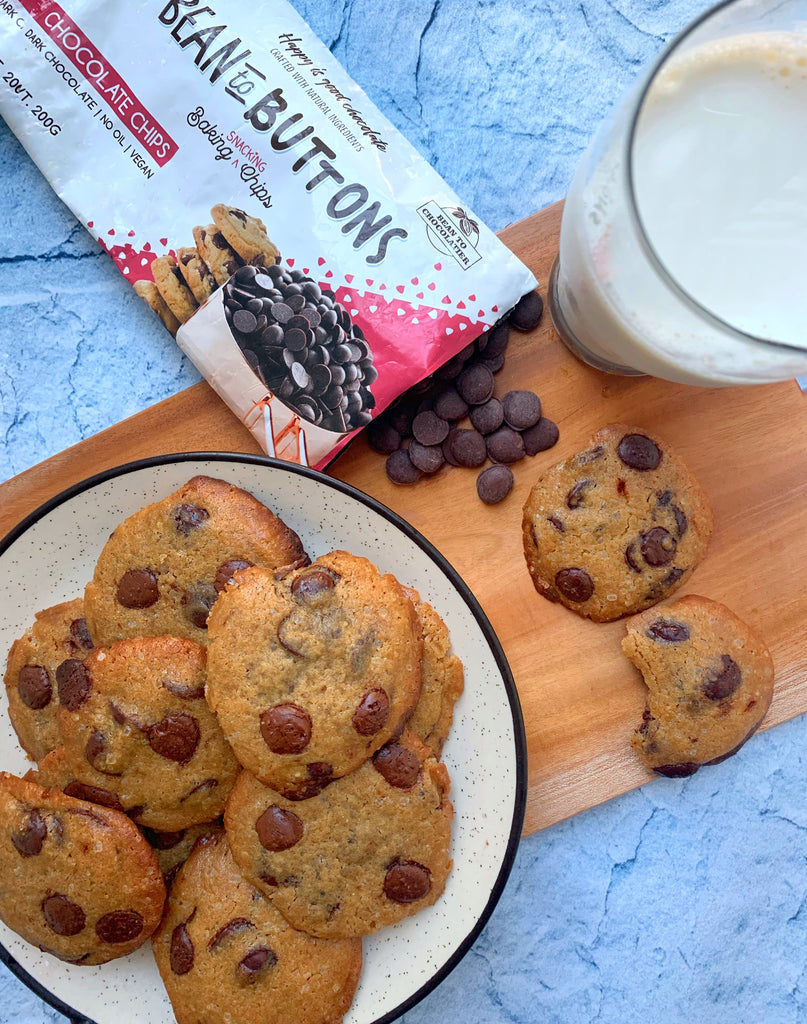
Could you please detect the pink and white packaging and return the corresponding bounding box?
[0,0,537,468]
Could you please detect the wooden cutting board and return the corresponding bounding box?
[2,200,806,837]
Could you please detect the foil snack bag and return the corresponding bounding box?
[0,0,537,467]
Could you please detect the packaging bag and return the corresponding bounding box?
[0,0,537,467]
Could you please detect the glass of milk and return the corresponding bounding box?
[548,0,807,386]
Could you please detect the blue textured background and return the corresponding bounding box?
[4,3,807,1023]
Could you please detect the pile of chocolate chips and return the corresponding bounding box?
[224,264,377,434]
[368,289,557,503]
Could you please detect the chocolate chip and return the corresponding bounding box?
[411,410,449,447]
[448,428,487,468]
[116,568,159,609]
[162,678,206,701]
[17,665,52,710]
[480,321,511,357]
[386,448,422,485]
[373,742,421,788]
[141,827,186,850]
[42,894,86,936]
[208,917,253,949]
[172,503,210,536]
[12,808,47,857]
[548,514,565,532]
[640,527,677,567]
[654,763,700,778]
[85,731,118,775]
[509,290,544,331]
[260,704,312,754]
[617,433,662,471]
[367,419,402,454]
[502,390,541,430]
[647,620,690,643]
[170,918,195,975]
[555,568,594,603]
[255,805,304,851]
[146,713,200,764]
[486,426,525,464]
[624,543,642,573]
[306,761,333,781]
[703,655,742,701]
[56,659,91,711]
[96,910,144,944]
[566,479,594,509]
[214,558,253,593]
[408,440,445,474]
[238,946,277,983]
[182,582,218,629]
[291,568,339,602]
[672,505,688,538]
[69,618,94,651]
[383,860,431,903]
[469,398,504,435]
[476,464,514,504]
[456,363,495,405]
[63,782,124,812]
[352,688,390,736]
[433,386,469,422]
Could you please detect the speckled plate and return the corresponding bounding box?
[0,453,526,1024]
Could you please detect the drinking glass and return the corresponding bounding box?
[548,0,807,386]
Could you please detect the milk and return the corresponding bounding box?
[556,30,807,385]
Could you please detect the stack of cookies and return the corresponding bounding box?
[522,423,775,777]
[134,204,281,335]
[1,475,464,1024]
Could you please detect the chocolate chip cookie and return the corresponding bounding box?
[152,830,362,1024]
[4,599,95,762]
[83,475,308,646]
[211,203,281,266]
[0,772,165,965]
[404,591,464,757]
[224,730,453,939]
[625,595,774,777]
[522,424,713,621]
[56,635,240,830]
[206,551,423,798]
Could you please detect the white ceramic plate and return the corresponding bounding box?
[0,454,526,1024]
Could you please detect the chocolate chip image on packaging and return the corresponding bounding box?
[522,423,713,621]
[0,772,166,966]
[624,595,774,777]
[224,263,377,434]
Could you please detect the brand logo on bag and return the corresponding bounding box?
[416,202,481,270]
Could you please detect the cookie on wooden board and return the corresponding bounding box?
[624,594,774,777]
[522,423,713,621]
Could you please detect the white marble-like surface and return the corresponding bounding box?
[3,2,807,1023]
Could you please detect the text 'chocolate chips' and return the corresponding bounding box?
[225,264,376,433]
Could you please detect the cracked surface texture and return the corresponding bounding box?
[4,2,807,1023]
